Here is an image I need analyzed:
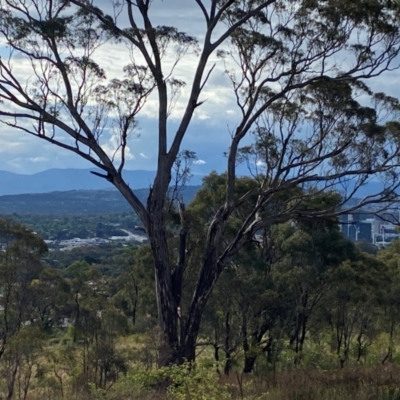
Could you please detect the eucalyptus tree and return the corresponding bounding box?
[322,253,389,367]
[1,0,400,363]
[272,214,357,362]
[0,219,48,360]
[376,241,400,363]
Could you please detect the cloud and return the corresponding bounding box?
[7,158,22,170]
[101,132,135,163]
[0,2,239,175]
[7,155,48,171]
[0,142,27,153]
[27,157,48,163]
[1,0,400,178]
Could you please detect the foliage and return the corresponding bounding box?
[0,213,400,398]
[2,0,400,364]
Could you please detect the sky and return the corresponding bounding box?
[0,0,400,178]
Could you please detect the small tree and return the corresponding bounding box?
[0,219,48,360]
[1,0,400,363]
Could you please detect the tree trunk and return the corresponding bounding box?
[178,271,218,363]
[147,187,229,365]
[178,213,230,363]
[243,355,256,374]
[148,227,181,363]
[242,314,253,374]
[7,358,19,400]
[152,261,179,365]
[73,293,80,343]
[299,313,308,353]
[224,312,232,376]
[382,319,394,365]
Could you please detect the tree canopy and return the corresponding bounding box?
[1,0,400,363]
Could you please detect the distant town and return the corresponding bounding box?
[339,208,400,247]
[43,228,148,251]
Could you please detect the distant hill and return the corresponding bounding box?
[0,168,392,214]
[0,186,201,215]
[0,168,204,196]
[0,168,391,199]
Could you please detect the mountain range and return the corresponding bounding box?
[0,168,393,215]
[0,168,392,198]
[0,187,201,215]
[0,168,204,196]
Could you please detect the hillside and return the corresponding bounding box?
[0,186,200,215]
[0,168,390,200]
[0,168,204,196]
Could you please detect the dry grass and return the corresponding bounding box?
[17,363,400,400]
[220,364,400,400]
